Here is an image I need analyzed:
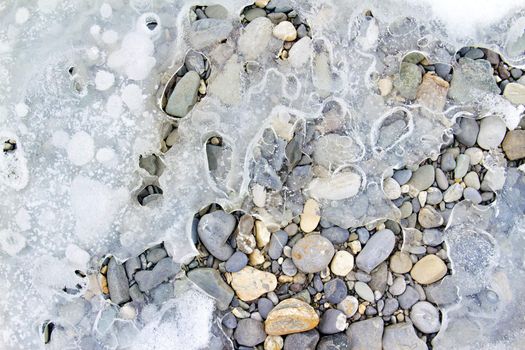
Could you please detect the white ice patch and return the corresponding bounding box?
[67,131,94,166]
[95,70,115,91]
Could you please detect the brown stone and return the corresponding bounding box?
[265,298,320,335]
[416,72,449,111]
[410,254,447,285]
[502,130,525,160]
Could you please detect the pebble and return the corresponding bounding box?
[319,309,347,334]
[337,295,358,317]
[418,206,444,228]
[265,335,284,350]
[463,187,482,204]
[184,50,206,76]
[146,248,167,264]
[283,329,319,350]
[410,301,441,333]
[425,187,443,205]
[383,177,401,199]
[253,184,267,207]
[244,7,267,21]
[410,254,447,285]
[354,281,375,302]
[269,231,289,259]
[187,268,234,310]
[265,298,320,335]
[389,276,406,296]
[394,62,422,100]
[455,117,479,147]
[422,229,444,246]
[165,71,201,117]
[443,183,463,202]
[464,171,480,189]
[124,257,141,280]
[382,323,428,350]
[440,152,456,172]
[369,262,388,294]
[135,258,180,292]
[502,130,525,160]
[300,199,321,233]
[225,251,249,272]
[389,251,413,274]
[454,154,470,179]
[317,333,350,350]
[398,286,420,309]
[222,312,237,329]
[346,317,384,350]
[321,226,349,244]
[435,168,449,190]
[234,318,267,347]
[378,78,393,96]
[330,251,354,276]
[272,21,297,41]
[249,249,265,265]
[255,220,271,248]
[355,229,395,273]
[282,258,297,276]
[357,227,370,244]
[503,82,525,105]
[477,115,507,150]
[393,169,412,185]
[197,211,236,261]
[407,165,435,192]
[107,258,130,305]
[324,278,348,304]
[291,235,335,273]
[231,266,277,301]
[239,17,274,60]
[464,147,483,164]
[258,298,274,319]
[382,298,399,316]
[399,202,413,219]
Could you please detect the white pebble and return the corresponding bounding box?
[272,21,297,41]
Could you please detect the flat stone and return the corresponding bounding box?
[231,266,277,301]
[165,71,201,117]
[184,50,206,76]
[187,268,234,310]
[389,251,413,274]
[308,172,362,201]
[124,257,141,280]
[318,309,347,334]
[283,329,319,350]
[272,21,297,41]
[440,151,456,172]
[197,210,236,261]
[389,276,406,296]
[455,118,479,147]
[394,62,422,100]
[330,250,354,276]
[300,199,321,233]
[503,82,525,105]
[502,130,525,160]
[398,286,420,309]
[324,278,348,304]
[448,57,500,103]
[355,229,395,273]
[418,206,444,228]
[222,313,237,329]
[146,247,167,264]
[225,251,248,272]
[135,258,180,292]
[234,318,266,347]
[321,226,349,245]
[346,317,383,350]
[265,298,319,335]
[383,177,401,199]
[268,230,288,259]
[383,323,428,350]
[416,72,449,111]
[407,165,435,192]
[239,17,274,60]
[410,301,441,334]
[382,298,399,316]
[107,257,130,305]
[317,334,350,350]
[289,36,313,68]
[354,281,375,302]
[411,254,447,285]
[292,234,335,273]
[337,295,358,317]
[393,169,412,185]
[244,7,266,21]
[477,115,507,150]
[454,154,470,179]
[463,187,482,204]
[443,183,463,202]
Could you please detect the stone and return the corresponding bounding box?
[146,248,167,264]
[272,21,297,41]
[265,335,284,350]
[258,298,274,319]
[330,250,354,276]
[165,71,201,117]
[249,249,265,266]
[455,118,479,147]
[354,281,375,302]
[337,295,358,317]
[422,229,444,246]
[383,323,428,350]
[410,301,441,334]
[411,254,447,285]
[398,286,420,309]
[383,177,401,199]
[282,258,297,276]
[265,298,320,335]
[289,37,312,68]
[502,130,525,160]
[197,210,236,261]
[135,258,180,292]
[124,257,141,280]
[128,284,145,303]
[234,318,267,347]
[454,154,470,179]
[308,172,362,201]
[407,165,435,192]
[382,298,399,316]
[418,206,444,228]
[319,309,347,334]
[346,317,383,350]
[269,231,288,259]
[204,4,227,19]
[464,147,484,165]
[184,50,206,76]
[416,72,449,111]
[464,171,481,189]
[378,77,393,96]
[255,220,271,248]
[225,251,249,272]
[389,251,413,274]
[283,329,319,350]
[244,7,266,21]
[292,235,335,273]
[187,268,234,310]
[393,169,412,186]
[443,183,463,202]
[448,58,500,103]
[435,168,449,190]
[324,278,348,304]
[222,313,237,329]
[317,334,350,350]
[231,266,277,301]
[389,276,406,296]
[355,229,395,273]
[321,226,349,244]
[426,187,443,205]
[107,257,130,305]
[477,115,507,150]
[440,151,456,172]
[239,17,274,60]
[394,62,422,100]
[368,262,388,294]
[300,199,321,233]
[503,82,525,105]
[463,187,482,204]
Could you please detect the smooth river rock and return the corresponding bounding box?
[292,234,335,273]
[231,266,277,301]
[383,323,428,350]
[265,298,320,335]
[197,210,236,261]
[410,254,447,285]
[346,317,383,350]
[355,229,395,273]
[165,71,201,117]
[187,268,234,310]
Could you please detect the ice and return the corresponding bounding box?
[66,131,95,166]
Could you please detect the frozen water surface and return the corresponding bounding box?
[0,0,524,349]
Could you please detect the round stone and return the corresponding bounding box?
[272,21,297,41]
[337,295,359,317]
[330,251,354,276]
[324,278,348,304]
[410,254,447,285]
[319,309,347,334]
[292,235,335,273]
[265,298,320,336]
[410,301,441,334]
[418,206,444,228]
[477,115,507,150]
[225,251,248,272]
[464,147,483,165]
[389,252,413,274]
[407,165,435,192]
[389,276,406,296]
[282,258,298,276]
[234,318,267,347]
[300,199,321,233]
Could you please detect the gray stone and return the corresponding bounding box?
[357,227,370,244]
[146,247,167,264]
[418,206,444,228]
[317,334,350,350]
[448,58,500,103]
[455,118,479,147]
[197,211,236,261]
[383,323,428,350]
[187,268,234,311]
[282,258,297,276]
[394,62,423,100]
[407,165,435,192]
[440,152,456,172]
[398,286,420,309]
[454,154,470,179]
[257,298,273,319]
[124,257,141,280]
[410,301,441,334]
[393,169,412,186]
[434,63,451,80]
[107,257,130,305]
[204,5,228,19]
[426,187,443,205]
[268,230,288,260]
[222,312,237,329]
[283,329,319,350]
[356,229,396,273]
[244,8,266,22]
[151,282,174,305]
[477,115,507,150]
[314,274,324,292]
[321,226,349,244]
[464,47,484,59]
[324,278,347,304]
[234,318,266,347]
[165,71,201,117]
[291,235,335,273]
[346,317,383,350]
[319,309,347,334]
[184,51,206,76]
[135,258,180,293]
[129,284,145,303]
[354,281,375,302]
[463,187,482,204]
[389,276,406,296]
[368,262,388,294]
[423,229,444,246]
[225,251,248,272]
[382,298,399,316]
[435,168,449,190]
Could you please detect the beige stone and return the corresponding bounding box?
[231,266,277,301]
[264,335,284,350]
[503,82,525,105]
[265,298,319,335]
[389,251,413,274]
[249,249,265,266]
[410,254,447,285]
[378,77,393,96]
[272,21,297,41]
[337,295,359,317]
[416,72,449,111]
[255,220,271,248]
[300,199,320,233]
[330,250,354,276]
[502,130,525,160]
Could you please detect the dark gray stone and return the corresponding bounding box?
[107,257,130,305]
[319,309,347,334]
[268,230,288,260]
[234,319,266,347]
[283,329,320,350]
[355,229,396,273]
[455,118,479,147]
[346,317,383,350]
[225,251,248,273]
[398,286,420,309]
[317,333,350,349]
[134,258,180,293]
[324,278,347,304]
[257,298,273,319]
[440,152,456,172]
[129,284,145,303]
[197,211,236,261]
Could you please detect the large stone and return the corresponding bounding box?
[134,258,180,292]
[283,329,319,350]
[238,17,274,60]
[503,82,525,105]
[410,254,447,285]
[394,62,422,100]
[230,266,277,301]
[383,323,428,350]
[407,165,435,192]
[272,21,297,41]
[197,210,236,261]
[346,317,383,350]
[107,257,130,305]
[416,72,449,111]
[265,298,320,335]
[291,234,335,273]
[355,229,395,273]
[477,115,507,150]
[187,268,234,310]
[502,130,525,160]
[455,117,479,147]
[165,71,201,117]
[448,57,500,103]
[234,318,266,347]
[410,301,441,334]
